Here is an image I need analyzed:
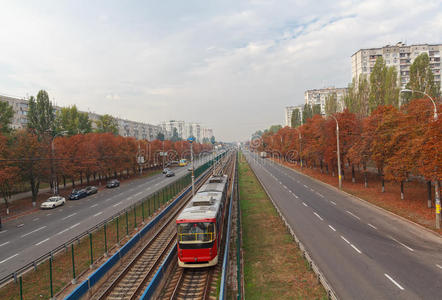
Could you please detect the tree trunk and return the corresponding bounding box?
[400,181,404,200]
[86,174,90,185]
[363,163,368,188]
[63,176,66,188]
[325,164,329,174]
[80,172,83,185]
[72,177,75,189]
[320,160,323,173]
[427,181,432,208]
[352,165,355,183]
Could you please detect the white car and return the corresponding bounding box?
[40,196,66,209]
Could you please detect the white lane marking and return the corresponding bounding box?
[46,213,52,216]
[62,213,77,220]
[113,201,122,207]
[384,273,404,290]
[135,191,143,197]
[351,244,362,254]
[70,223,80,229]
[93,212,103,217]
[21,226,46,238]
[155,183,160,186]
[341,235,350,244]
[0,253,19,264]
[91,204,98,208]
[330,201,336,205]
[346,210,361,220]
[302,202,308,207]
[436,264,442,269]
[316,192,324,198]
[328,225,336,232]
[313,212,323,221]
[35,238,50,246]
[389,236,414,252]
[17,224,24,228]
[310,188,315,192]
[0,241,10,247]
[368,223,377,230]
[33,218,39,221]
[303,184,308,188]
[57,228,70,235]
[0,230,7,233]
[146,187,151,190]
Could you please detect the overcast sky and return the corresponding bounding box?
[0,0,441,141]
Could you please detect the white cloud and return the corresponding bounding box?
[0,0,440,140]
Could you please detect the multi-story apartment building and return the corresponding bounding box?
[202,128,214,140]
[185,123,202,143]
[304,87,347,115]
[159,120,185,139]
[0,94,162,140]
[351,42,442,91]
[0,94,29,129]
[284,105,304,127]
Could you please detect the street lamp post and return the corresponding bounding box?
[330,116,342,189]
[401,89,440,228]
[188,137,195,197]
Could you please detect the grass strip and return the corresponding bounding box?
[239,153,326,300]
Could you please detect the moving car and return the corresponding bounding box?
[41,196,66,209]
[165,170,175,177]
[85,186,98,195]
[187,166,193,171]
[69,189,87,200]
[162,167,171,174]
[179,159,188,167]
[106,179,120,188]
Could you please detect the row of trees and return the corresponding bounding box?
[257,98,441,206]
[0,130,212,209]
[0,90,213,210]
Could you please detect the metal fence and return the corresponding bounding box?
[0,153,226,300]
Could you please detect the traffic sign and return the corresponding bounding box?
[187,137,195,143]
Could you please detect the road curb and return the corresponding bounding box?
[245,156,338,300]
[274,159,442,239]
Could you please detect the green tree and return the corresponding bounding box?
[302,104,312,124]
[404,53,440,104]
[210,136,216,144]
[27,90,56,138]
[156,132,165,141]
[291,108,301,127]
[170,127,181,142]
[265,125,282,134]
[369,57,399,112]
[325,93,338,116]
[312,104,321,116]
[95,114,118,135]
[0,101,14,134]
[55,105,92,135]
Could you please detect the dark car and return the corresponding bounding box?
[162,167,171,174]
[165,170,175,177]
[85,186,98,195]
[106,179,120,188]
[69,189,87,200]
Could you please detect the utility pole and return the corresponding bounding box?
[400,89,439,228]
[188,137,195,196]
[330,115,342,189]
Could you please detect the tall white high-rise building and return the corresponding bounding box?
[304,87,347,115]
[185,123,202,142]
[159,120,185,139]
[284,105,303,127]
[351,42,442,91]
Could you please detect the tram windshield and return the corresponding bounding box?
[178,222,215,243]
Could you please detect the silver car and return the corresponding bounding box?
[40,196,66,209]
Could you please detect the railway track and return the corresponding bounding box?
[89,152,234,300]
[159,154,236,300]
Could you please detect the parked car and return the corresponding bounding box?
[41,196,66,209]
[165,170,175,177]
[69,189,87,200]
[162,167,171,174]
[187,166,193,171]
[85,186,98,195]
[106,179,120,188]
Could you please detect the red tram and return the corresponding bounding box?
[176,175,228,267]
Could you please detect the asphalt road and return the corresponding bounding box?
[243,151,442,300]
[0,154,214,280]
